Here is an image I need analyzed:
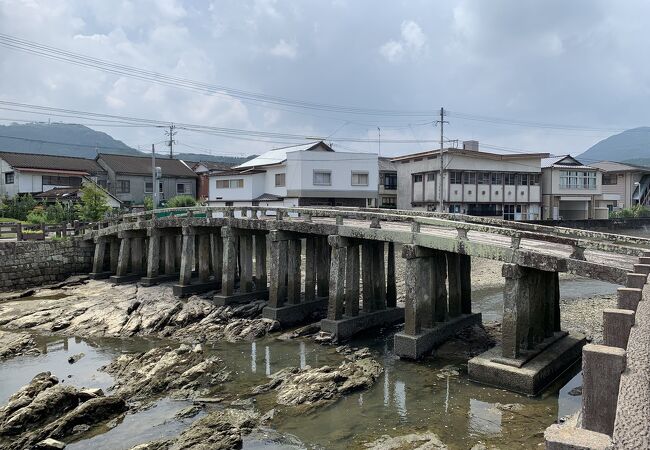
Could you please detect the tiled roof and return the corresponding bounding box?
[97,153,197,178]
[252,193,283,201]
[0,151,104,174]
[33,187,80,199]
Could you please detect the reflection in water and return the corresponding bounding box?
[299,342,306,369]
[383,369,390,407]
[445,376,450,414]
[251,342,257,373]
[264,345,271,376]
[394,380,407,419]
[469,399,502,435]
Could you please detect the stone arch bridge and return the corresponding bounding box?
[84,206,650,398]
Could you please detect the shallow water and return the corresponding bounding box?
[0,277,604,450]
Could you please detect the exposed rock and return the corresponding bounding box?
[568,386,582,396]
[0,282,274,343]
[364,432,448,449]
[103,344,230,401]
[67,352,85,364]
[0,373,127,450]
[0,330,40,359]
[175,405,202,419]
[252,348,382,407]
[436,365,460,379]
[130,409,258,450]
[277,322,321,341]
[35,438,67,449]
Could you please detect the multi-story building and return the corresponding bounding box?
[96,153,197,206]
[590,161,650,211]
[392,141,548,220]
[541,155,605,220]
[378,157,397,208]
[207,141,378,207]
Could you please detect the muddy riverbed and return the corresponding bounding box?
[0,257,620,449]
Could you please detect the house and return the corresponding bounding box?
[206,141,378,207]
[541,155,606,220]
[589,161,650,211]
[33,183,122,209]
[96,153,197,206]
[378,157,397,208]
[392,141,549,220]
[187,160,233,201]
[0,151,108,198]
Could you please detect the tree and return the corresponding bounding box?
[0,194,37,221]
[143,195,154,211]
[166,195,197,208]
[76,183,110,221]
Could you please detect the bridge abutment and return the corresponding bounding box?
[394,246,481,360]
[468,262,585,396]
[320,237,404,342]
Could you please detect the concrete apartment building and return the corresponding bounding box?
[207,141,378,207]
[96,153,197,206]
[541,155,605,220]
[392,141,548,220]
[590,160,650,211]
[378,157,397,208]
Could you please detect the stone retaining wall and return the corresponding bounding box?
[0,238,94,291]
[526,217,650,231]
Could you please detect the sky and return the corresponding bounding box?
[1,0,650,159]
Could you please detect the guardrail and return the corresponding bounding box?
[0,220,92,241]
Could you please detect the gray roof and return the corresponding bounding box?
[590,160,650,173]
[541,155,595,169]
[97,153,197,178]
[379,157,396,172]
[252,193,283,202]
[236,141,332,168]
[0,151,104,174]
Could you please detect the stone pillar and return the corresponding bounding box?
[501,264,558,359]
[446,252,462,318]
[221,226,236,296]
[254,234,267,291]
[179,229,195,286]
[131,237,144,274]
[239,233,254,293]
[287,239,302,304]
[164,235,176,274]
[304,237,317,302]
[603,308,635,349]
[403,245,434,335]
[116,237,131,277]
[110,239,119,273]
[386,242,397,308]
[432,250,447,322]
[372,242,387,311]
[146,233,160,279]
[345,244,360,317]
[211,231,222,281]
[362,241,374,313]
[581,344,626,436]
[268,236,288,307]
[316,236,330,297]
[198,233,211,283]
[92,237,107,274]
[459,254,472,314]
[327,235,348,320]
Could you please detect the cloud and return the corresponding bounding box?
[269,39,298,59]
[379,20,427,63]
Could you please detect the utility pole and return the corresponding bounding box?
[377,127,381,156]
[165,124,177,159]
[151,144,158,209]
[435,107,448,213]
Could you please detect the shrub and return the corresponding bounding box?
[76,183,110,221]
[0,194,37,221]
[166,195,197,208]
[26,206,47,224]
[143,195,154,211]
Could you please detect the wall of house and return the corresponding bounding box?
[263,165,289,197]
[0,238,94,291]
[542,168,602,196]
[285,150,378,201]
[207,172,266,203]
[108,175,196,205]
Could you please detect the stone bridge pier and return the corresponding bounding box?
[320,236,404,342]
[468,262,585,396]
[393,245,481,359]
[262,232,330,326]
[108,230,148,284]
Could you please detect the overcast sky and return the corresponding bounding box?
[1,0,649,158]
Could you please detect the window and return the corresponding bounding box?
[176,183,190,194]
[115,180,130,193]
[216,179,244,189]
[560,171,596,189]
[145,182,153,193]
[463,172,476,184]
[491,172,503,185]
[313,170,331,186]
[383,173,397,190]
[426,173,435,182]
[503,204,515,221]
[4,172,14,184]
[413,174,423,183]
[529,174,540,186]
[275,173,286,187]
[603,174,618,185]
[42,175,81,187]
[381,196,396,207]
[477,172,490,184]
[504,173,516,185]
[518,174,528,186]
[449,171,462,184]
[351,171,369,186]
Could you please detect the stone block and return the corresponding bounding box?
[602,308,635,349]
[213,289,269,306]
[262,297,328,327]
[320,307,404,342]
[626,272,647,289]
[544,423,613,450]
[173,279,221,298]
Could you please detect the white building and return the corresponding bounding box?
[541,155,606,220]
[392,141,549,220]
[207,142,378,207]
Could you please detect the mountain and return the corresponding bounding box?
[0,122,251,165]
[579,127,650,164]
